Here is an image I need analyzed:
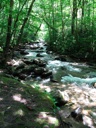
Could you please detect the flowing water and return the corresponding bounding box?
[19,42,96,128]
[24,42,96,87]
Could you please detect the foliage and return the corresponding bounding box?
[0,0,96,62]
[36,0,96,61]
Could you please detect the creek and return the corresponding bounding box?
[24,42,96,87]
[11,42,96,128]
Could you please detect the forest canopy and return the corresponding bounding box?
[0,0,96,63]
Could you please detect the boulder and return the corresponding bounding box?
[36,53,44,57]
[20,50,29,55]
[54,84,96,128]
[39,47,44,50]
[38,62,46,67]
[93,83,96,88]
[18,74,27,80]
[34,67,47,75]
[50,75,58,83]
[21,65,37,74]
[32,58,40,65]
[12,69,22,77]
[7,59,24,66]
[71,107,83,122]
[30,44,39,49]
[41,71,52,78]
[52,90,70,107]
[23,59,34,65]
[59,55,67,61]
[15,63,25,70]
[33,59,46,67]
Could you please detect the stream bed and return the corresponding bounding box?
[8,42,96,128]
[24,42,96,86]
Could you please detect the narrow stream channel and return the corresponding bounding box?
[24,42,96,87]
[11,42,96,128]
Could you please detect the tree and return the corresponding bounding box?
[0,0,96,63]
[16,0,36,46]
[2,0,36,64]
[3,0,14,63]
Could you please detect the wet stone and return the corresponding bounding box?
[41,71,52,78]
[22,59,34,65]
[20,50,29,55]
[18,74,27,80]
[93,83,96,88]
[36,53,44,57]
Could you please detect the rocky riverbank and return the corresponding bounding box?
[0,42,96,128]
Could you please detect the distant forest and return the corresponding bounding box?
[0,0,96,64]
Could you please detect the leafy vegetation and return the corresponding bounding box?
[0,0,96,63]
[0,1,96,127]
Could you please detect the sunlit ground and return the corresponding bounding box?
[35,112,59,127]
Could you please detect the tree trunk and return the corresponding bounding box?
[71,0,77,35]
[92,0,94,46]
[34,23,42,37]
[50,0,55,42]
[60,0,65,41]
[11,0,28,46]
[16,0,36,46]
[81,0,85,32]
[3,0,13,64]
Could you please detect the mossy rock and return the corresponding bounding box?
[0,75,59,128]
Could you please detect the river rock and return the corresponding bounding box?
[12,67,25,77]
[6,59,25,75]
[41,71,52,78]
[20,50,29,55]
[38,62,46,67]
[50,78,58,83]
[18,44,26,49]
[54,56,61,60]
[39,47,44,50]
[21,65,37,74]
[58,107,90,128]
[52,90,70,107]
[55,84,96,128]
[71,107,83,122]
[36,53,44,57]
[12,65,36,77]
[15,63,25,70]
[59,55,67,61]
[30,44,39,49]
[23,59,34,65]
[33,59,46,67]
[34,67,47,75]
[7,59,24,66]
[18,74,27,80]
[32,58,40,64]
[93,83,96,88]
